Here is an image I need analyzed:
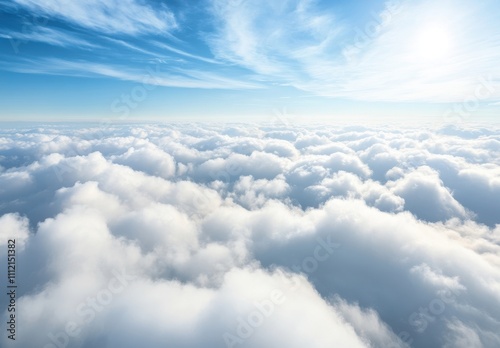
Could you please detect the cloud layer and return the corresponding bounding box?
[1,123,499,348]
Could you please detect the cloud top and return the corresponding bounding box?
[1,123,499,348]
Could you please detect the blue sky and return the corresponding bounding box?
[0,0,499,122]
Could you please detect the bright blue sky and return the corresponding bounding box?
[0,0,499,123]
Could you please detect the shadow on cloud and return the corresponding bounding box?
[0,123,499,348]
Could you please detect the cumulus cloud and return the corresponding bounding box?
[1,123,499,348]
[390,166,471,222]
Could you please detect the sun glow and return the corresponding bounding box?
[414,24,452,62]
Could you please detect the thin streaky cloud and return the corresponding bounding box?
[102,38,171,58]
[0,27,99,49]
[1,0,499,119]
[1,57,264,90]
[12,0,178,35]
[207,0,500,103]
[153,41,224,65]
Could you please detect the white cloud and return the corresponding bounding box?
[333,296,411,348]
[13,0,177,35]
[410,263,465,291]
[208,0,500,102]
[113,144,176,179]
[0,27,98,49]
[2,57,264,90]
[444,320,484,348]
[208,0,340,75]
[1,123,500,348]
[0,213,30,249]
[390,165,471,222]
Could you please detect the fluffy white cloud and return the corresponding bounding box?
[0,213,30,248]
[0,123,499,348]
[113,144,176,179]
[390,166,471,222]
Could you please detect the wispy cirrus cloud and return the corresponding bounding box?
[207,0,341,75]
[0,26,98,49]
[2,0,499,108]
[153,41,223,65]
[12,0,177,35]
[207,0,500,103]
[0,57,264,90]
[307,0,500,103]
